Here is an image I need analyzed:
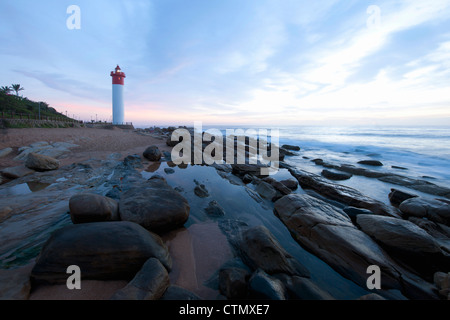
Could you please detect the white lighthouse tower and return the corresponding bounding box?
[110,65,126,125]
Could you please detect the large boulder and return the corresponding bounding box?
[255,181,277,201]
[119,178,190,233]
[238,225,310,277]
[31,221,172,284]
[25,153,59,172]
[274,273,334,300]
[110,258,169,300]
[357,215,442,255]
[143,146,162,161]
[357,214,448,278]
[69,193,120,224]
[399,197,450,225]
[274,193,439,299]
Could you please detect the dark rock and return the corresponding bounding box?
[242,174,253,184]
[119,179,190,233]
[166,136,179,147]
[219,267,250,299]
[274,193,439,299]
[249,269,286,300]
[110,258,169,300]
[388,189,418,207]
[143,146,162,161]
[280,178,298,190]
[321,169,352,181]
[164,168,175,174]
[281,145,300,151]
[1,166,34,179]
[231,164,268,177]
[342,206,373,223]
[400,197,450,225]
[69,193,119,224]
[31,221,172,284]
[262,177,292,196]
[357,215,442,255]
[194,184,209,198]
[25,153,59,172]
[392,166,408,170]
[311,159,324,165]
[357,214,448,278]
[205,200,225,217]
[123,154,142,168]
[285,165,400,218]
[255,181,277,201]
[238,225,310,277]
[274,273,334,300]
[408,217,450,253]
[160,285,202,300]
[358,160,383,166]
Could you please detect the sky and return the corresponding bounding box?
[1,0,450,127]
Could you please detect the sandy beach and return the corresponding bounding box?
[0,127,171,169]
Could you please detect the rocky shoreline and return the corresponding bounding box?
[0,126,449,300]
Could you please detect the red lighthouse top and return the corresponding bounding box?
[110,65,126,85]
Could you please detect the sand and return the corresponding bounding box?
[0,127,171,169]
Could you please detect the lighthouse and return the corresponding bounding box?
[110,65,126,125]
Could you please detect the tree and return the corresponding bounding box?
[0,86,12,94]
[11,84,24,96]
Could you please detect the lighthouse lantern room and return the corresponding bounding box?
[110,65,126,125]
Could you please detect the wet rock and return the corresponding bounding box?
[194,184,209,198]
[392,166,408,170]
[274,193,438,299]
[219,267,250,299]
[388,189,418,207]
[342,206,373,223]
[123,154,142,168]
[31,221,172,284]
[281,145,300,151]
[274,273,334,300]
[110,258,169,300]
[285,165,400,218]
[119,179,190,233]
[408,217,450,254]
[357,214,448,278]
[400,197,450,225]
[321,169,352,181]
[69,193,119,224]
[358,160,383,166]
[164,168,175,174]
[249,269,286,300]
[242,174,253,184]
[262,177,292,196]
[143,146,162,161]
[255,181,277,201]
[311,159,324,165]
[231,164,268,177]
[357,215,442,255]
[160,285,202,300]
[238,225,310,277]
[0,147,13,158]
[280,179,298,191]
[25,153,59,172]
[205,200,225,217]
[1,165,34,179]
